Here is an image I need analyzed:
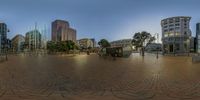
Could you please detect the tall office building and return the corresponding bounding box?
[90,38,96,48]
[25,29,41,50]
[68,28,76,42]
[52,20,76,42]
[196,23,200,53]
[0,22,8,53]
[161,16,192,54]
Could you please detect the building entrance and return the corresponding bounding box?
[169,44,174,53]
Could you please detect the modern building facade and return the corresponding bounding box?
[68,28,76,42]
[0,22,8,53]
[161,16,192,54]
[90,38,96,48]
[25,29,41,50]
[11,34,25,52]
[190,37,196,52]
[196,23,200,53]
[52,20,76,42]
[110,39,132,48]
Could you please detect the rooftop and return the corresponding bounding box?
[161,16,191,21]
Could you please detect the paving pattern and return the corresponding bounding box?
[0,53,200,100]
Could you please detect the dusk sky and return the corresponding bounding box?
[1,0,200,42]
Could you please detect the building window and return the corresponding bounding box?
[184,19,187,23]
[175,27,180,30]
[175,24,180,26]
[175,18,180,22]
[169,28,174,31]
[184,23,187,26]
[164,34,168,37]
[184,32,187,35]
[175,32,180,36]
[164,26,168,28]
[169,21,173,23]
[169,24,174,27]
[169,33,174,36]
[175,44,180,51]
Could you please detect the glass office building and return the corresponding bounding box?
[0,22,8,53]
[196,23,200,53]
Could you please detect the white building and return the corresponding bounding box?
[161,16,192,54]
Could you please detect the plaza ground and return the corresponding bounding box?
[0,53,200,100]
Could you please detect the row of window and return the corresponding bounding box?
[164,33,180,37]
[164,27,181,32]
[163,18,189,25]
[163,23,188,27]
[164,43,186,51]
[164,32,189,37]
[163,27,189,31]
[163,38,189,42]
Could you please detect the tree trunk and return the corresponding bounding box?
[142,47,145,56]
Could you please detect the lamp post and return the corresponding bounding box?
[156,47,159,59]
[174,38,176,56]
[5,29,10,61]
[187,36,191,56]
[5,44,7,61]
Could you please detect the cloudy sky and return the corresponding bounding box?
[1,0,200,42]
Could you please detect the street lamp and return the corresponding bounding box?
[174,37,176,56]
[187,36,191,56]
[5,29,10,61]
[5,43,8,61]
[156,47,159,59]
